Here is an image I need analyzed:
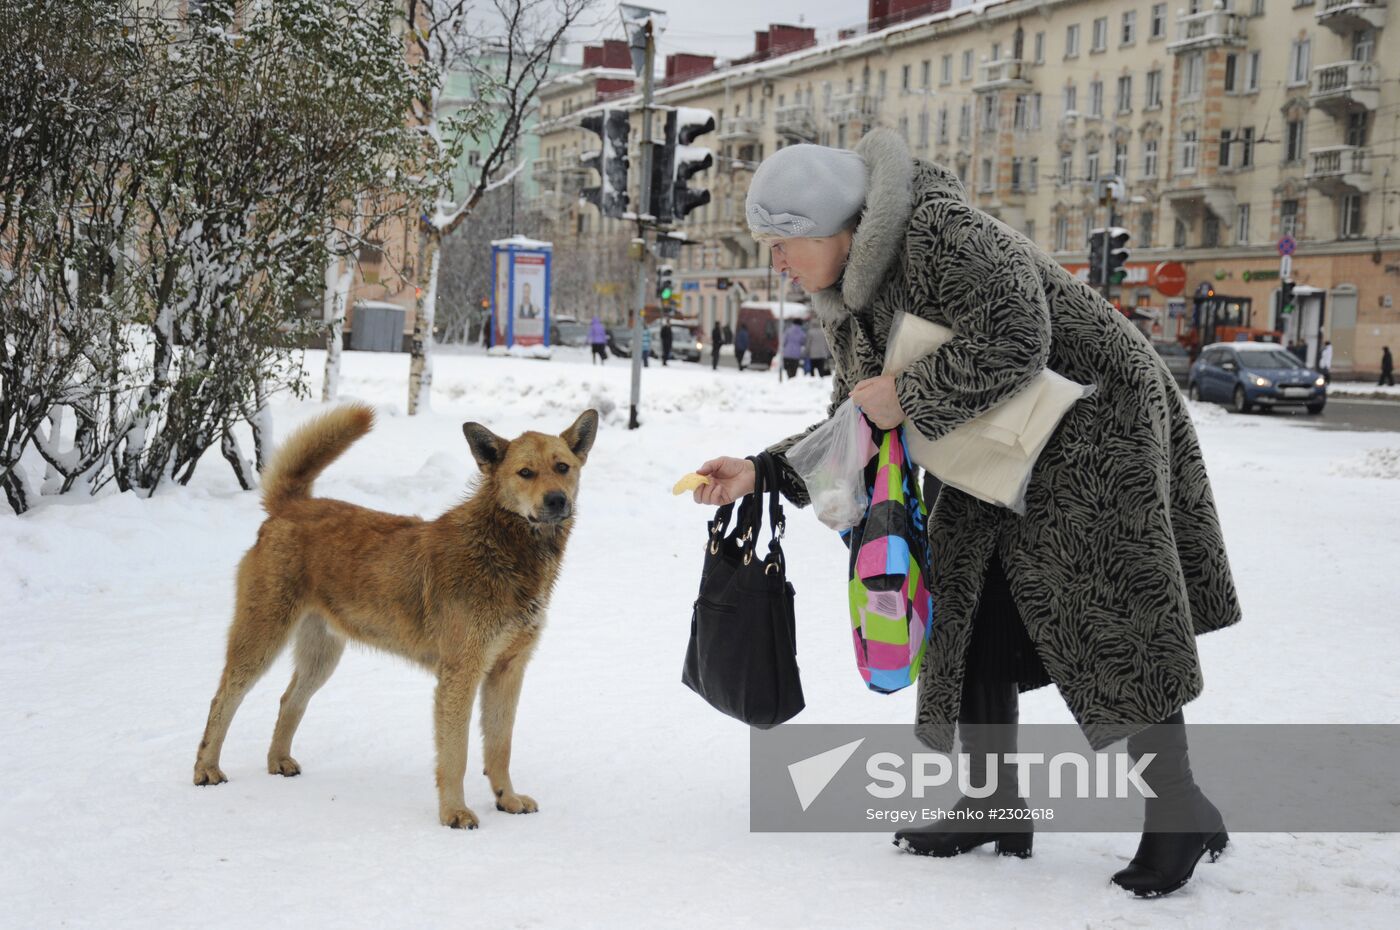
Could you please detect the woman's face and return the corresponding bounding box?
[767,230,853,292]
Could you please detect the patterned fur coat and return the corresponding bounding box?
[767,129,1242,751]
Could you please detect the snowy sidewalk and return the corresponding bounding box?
[3,347,1398,928]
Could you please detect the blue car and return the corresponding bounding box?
[1187,342,1327,415]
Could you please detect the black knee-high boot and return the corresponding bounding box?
[893,674,1033,859]
[1111,709,1229,897]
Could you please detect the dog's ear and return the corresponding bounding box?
[462,422,509,470]
[561,409,599,464]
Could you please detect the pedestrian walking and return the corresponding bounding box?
[781,319,805,379]
[711,321,724,370]
[1320,340,1333,384]
[734,325,749,371]
[588,315,608,365]
[1381,346,1395,387]
[661,319,674,367]
[806,323,830,376]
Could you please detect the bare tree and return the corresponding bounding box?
[402,0,597,413]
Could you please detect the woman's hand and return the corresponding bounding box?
[692,457,756,506]
[851,375,906,429]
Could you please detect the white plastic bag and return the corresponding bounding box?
[785,399,869,531]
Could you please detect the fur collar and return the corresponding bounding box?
[812,129,915,322]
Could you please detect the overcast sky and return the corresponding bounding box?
[565,1,969,65]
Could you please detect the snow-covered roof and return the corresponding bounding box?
[491,234,554,250]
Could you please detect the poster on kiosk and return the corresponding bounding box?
[490,235,553,349]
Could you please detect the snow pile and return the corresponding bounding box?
[1330,447,1400,480]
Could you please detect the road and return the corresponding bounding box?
[1260,396,1400,434]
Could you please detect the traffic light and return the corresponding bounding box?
[650,106,716,225]
[656,263,675,303]
[1279,280,1295,316]
[1106,227,1130,286]
[580,109,631,220]
[1087,228,1106,287]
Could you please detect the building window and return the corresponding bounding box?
[1066,24,1080,58]
[1121,11,1136,45]
[1341,193,1363,238]
[1146,69,1163,108]
[1354,28,1375,63]
[1240,127,1254,168]
[962,49,974,80]
[1183,53,1203,99]
[1086,150,1100,181]
[1174,217,1188,248]
[1139,210,1154,248]
[980,157,994,192]
[1011,157,1024,191]
[1182,130,1198,171]
[902,65,911,91]
[959,102,971,140]
[1247,50,1261,91]
[1031,93,1042,129]
[1220,128,1233,168]
[1092,17,1108,52]
[1144,138,1159,177]
[1288,39,1310,87]
[1224,54,1237,92]
[1253,0,1265,13]
[1281,199,1299,237]
[1014,95,1027,130]
[1151,3,1166,39]
[1203,214,1220,247]
[919,110,931,148]
[1115,139,1129,178]
[1116,75,1132,113]
[982,94,998,131]
[1286,119,1305,162]
[921,59,931,88]
[898,115,909,141]
[1034,31,1045,63]
[1029,156,1039,190]
[1236,204,1250,244]
[1346,111,1368,147]
[1090,80,1104,117]
[991,42,1001,63]
[936,107,948,144]
[1064,83,1078,113]
[878,70,887,98]
[1060,151,1074,184]
[1056,214,1070,250]
[941,54,952,85]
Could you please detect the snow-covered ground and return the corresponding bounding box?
[3,346,1399,928]
[1328,381,1400,400]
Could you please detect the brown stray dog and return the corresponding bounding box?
[193,404,598,829]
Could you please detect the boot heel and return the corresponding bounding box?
[994,832,1033,858]
[1205,829,1229,862]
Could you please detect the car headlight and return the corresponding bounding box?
[1315,376,1326,387]
[1249,374,1272,388]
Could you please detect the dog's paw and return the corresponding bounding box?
[268,756,301,777]
[495,792,539,814]
[440,807,480,830]
[193,763,227,786]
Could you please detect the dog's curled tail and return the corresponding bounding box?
[261,404,375,515]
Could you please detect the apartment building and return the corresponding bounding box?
[535,0,1400,376]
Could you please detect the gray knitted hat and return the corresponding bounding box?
[745,143,867,239]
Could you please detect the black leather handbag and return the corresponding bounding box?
[681,452,805,728]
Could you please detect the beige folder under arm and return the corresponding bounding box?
[883,311,1094,514]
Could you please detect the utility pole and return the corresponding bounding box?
[624,8,659,431]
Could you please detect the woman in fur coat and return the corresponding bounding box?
[690,129,1241,898]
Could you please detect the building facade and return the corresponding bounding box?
[535,0,1400,377]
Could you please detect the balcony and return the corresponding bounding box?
[1166,8,1248,53]
[1310,60,1381,116]
[828,92,881,124]
[1316,0,1387,34]
[1164,183,1237,224]
[1307,145,1371,194]
[718,116,762,141]
[531,158,557,184]
[974,58,1033,92]
[774,104,818,142]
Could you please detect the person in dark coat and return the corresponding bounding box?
[660,320,674,366]
[734,325,750,371]
[1381,346,1394,387]
[689,130,1241,897]
[710,321,724,370]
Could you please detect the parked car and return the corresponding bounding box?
[647,321,700,362]
[1187,341,1327,414]
[1152,340,1192,386]
[550,319,590,347]
[607,325,634,357]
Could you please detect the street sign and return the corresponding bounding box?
[1278,235,1296,256]
[1280,253,1293,282]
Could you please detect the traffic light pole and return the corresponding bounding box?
[627,21,655,431]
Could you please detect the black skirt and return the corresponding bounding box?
[965,552,1053,689]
